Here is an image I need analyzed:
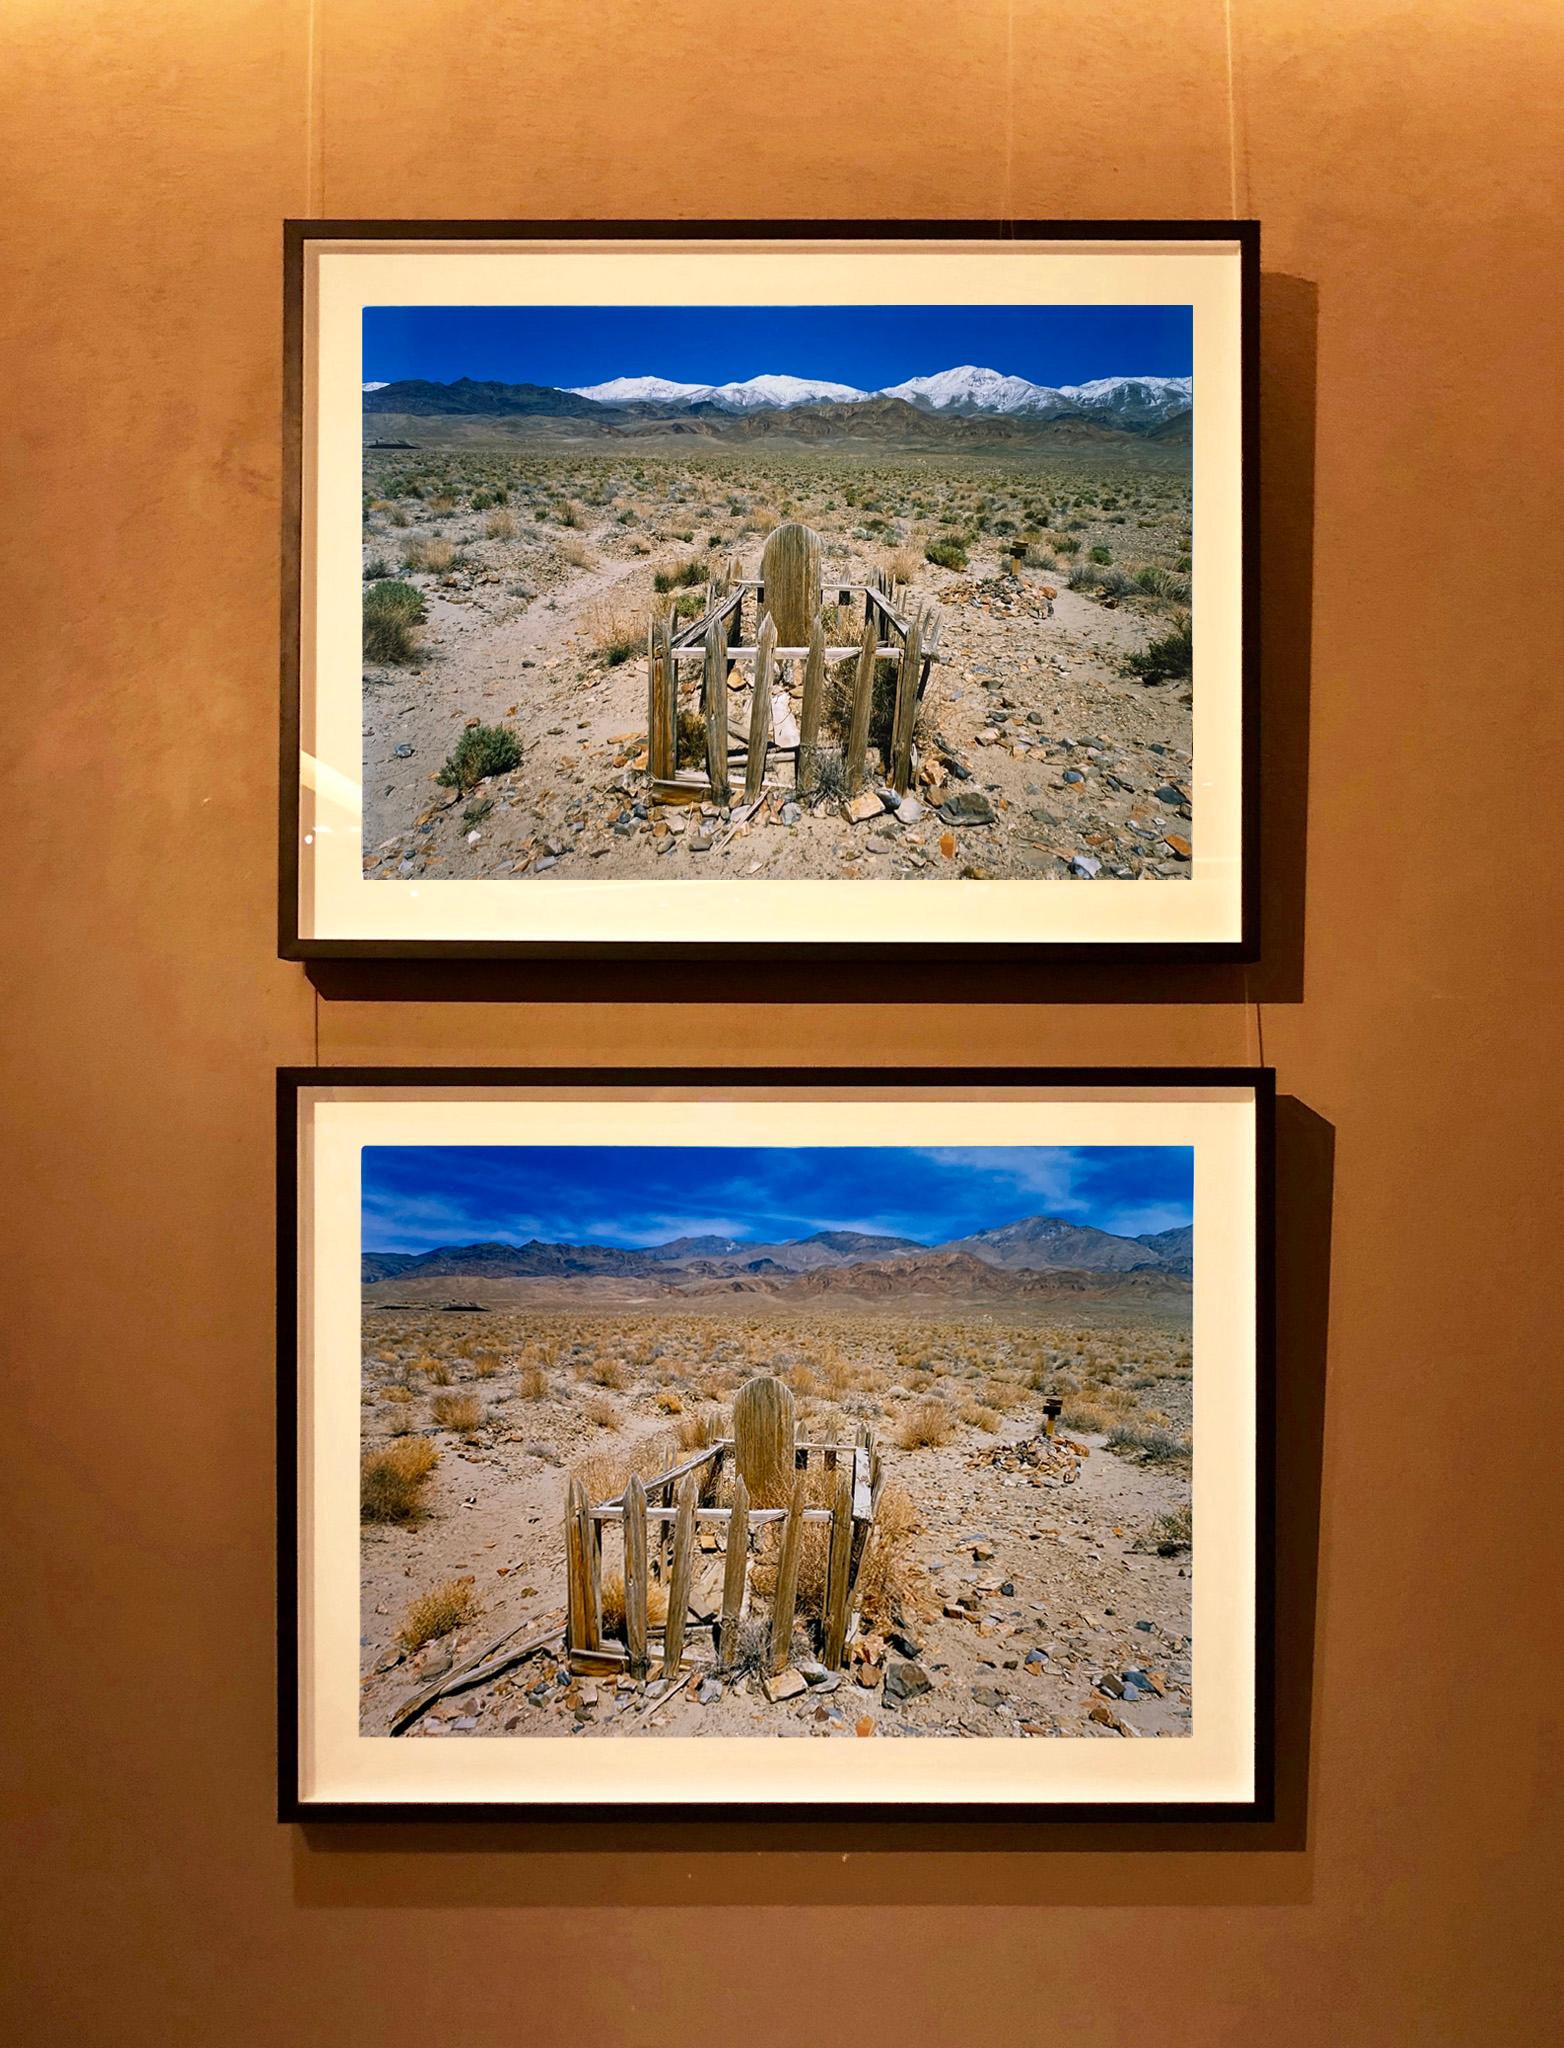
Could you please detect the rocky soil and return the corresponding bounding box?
[360,451,1193,884]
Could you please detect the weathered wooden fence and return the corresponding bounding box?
[645,521,943,808]
[564,1372,883,1683]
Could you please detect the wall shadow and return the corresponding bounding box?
[303,272,1316,1012]
[290,1095,1332,1909]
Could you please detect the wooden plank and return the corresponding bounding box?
[823,1465,854,1669]
[565,1475,599,1652]
[568,1644,627,1676]
[648,776,711,805]
[592,1502,833,1526]
[623,1472,650,1679]
[759,521,822,644]
[889,610,923,795]
[670,585,742,649]
[702,616,730,803]
[768,1472,808,1676]
[670,642,898,662]
[719,1475,749,1670]
[661,1471,698,1678]
[389,1621,565,1735]
[743,611,777,804]
[590,1441,723,1508]
[851,1446,874,1523]
[732,1372,796,1506]
[845,609,878,794]
[797,610,826,795]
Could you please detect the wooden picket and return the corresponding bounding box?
[565,1377,883,1684]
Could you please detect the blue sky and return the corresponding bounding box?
[362,304,1192,391]
[361,1145,1193,1254]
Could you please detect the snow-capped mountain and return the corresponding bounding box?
[702,373,871,409]
[565,364,1191,422]
[570,371,871,409]
[1060,374,1193,422]
[362,380,389,392]
[882,365,1064,415]
[569,374,712,404]
[887,365,1192,423]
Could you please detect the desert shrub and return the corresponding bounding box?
[1134,563,1192,604]
[670,589,705,621]
[363,554,391,580]
[676,707,707,768]
[598,1569,669,1639]
[382,1384,415,1404]
[516,1364,548,1400]
[415,1354,452,1387]
[585,1355,630,1389]
[1125,615,1193,684]
[436,722,521,794]
[558,499,586,528]
[961,1403,1002,1432]
[560,537,597,569]
[1054,534,1080,556]
[397,1577,479,1651]
[854,1482,928,1632]
[653,558,709,594]
[655,1389,684,1413]
[675,1406,721,1452]
[588,601,642,667]
[402,536,456,574]
[1146,1503,1193,1552]
[431,1391,482,1434]
[362,578,427,664]
[484,509,518,540]
[1107,1418,1189,1464]
[924,536,968,571]
[583,1395,618,1429]
[361,1437,439,1523]
[1059,1396,1119,1435]
[470,1350,502,1379]
[883,545,921,584]
[895,1398,953,1450]
[1089,543,1112,563]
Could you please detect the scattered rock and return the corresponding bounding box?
[940,790,996,827]
[762,1668,808,1703]
[894,795,924,825]
[1069,854,1101,879]
[884,1661,933,1702]
[843,789,883,824]
[393,744,414,759]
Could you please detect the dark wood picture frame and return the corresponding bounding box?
[280,220,1260,963]
[278,1064,1275,1823]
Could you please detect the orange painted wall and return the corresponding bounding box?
[4,3,1561,2041]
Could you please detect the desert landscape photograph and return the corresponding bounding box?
[357,1141,1197,1742]
[358,302,1196,885]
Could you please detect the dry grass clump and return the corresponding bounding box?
[1107,1418,1189,1465]
[560,537,597,569]
[484,508,518,540]
[361,1437,439,1523]
[471,1350,502,1379]
[415,1355,453,1387]
[1059,1396,1123,1435]
[382,1384,415,1404]
[516,1363,549,1401]
[654,1388,684,1414]
[584,1356,631,1390]
[587,599,642,667]
[397,1577,479,1651]
[895,1397,953,1450]
[882,545,921,585]
[854,1482,929,1633]
[961,1402,1002,1432]
[430,1391,482,1435]
[675,1407,721,1451]
[402,535,456,574]
[583,1394,618,1429]
[1143,1502,1193,1553]
[598,1570,669,1639]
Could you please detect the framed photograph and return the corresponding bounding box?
[282,221,1258,960]
[280,1066,1273,1819]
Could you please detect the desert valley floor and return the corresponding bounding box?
[358,1291,1194,1742]
[360,441,1195,885]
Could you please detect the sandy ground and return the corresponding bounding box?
[361,462,1194,884]
[358,1305,1193,1742]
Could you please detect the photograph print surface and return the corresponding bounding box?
[358,1141,1196,1743]
[360,301,1197,889]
